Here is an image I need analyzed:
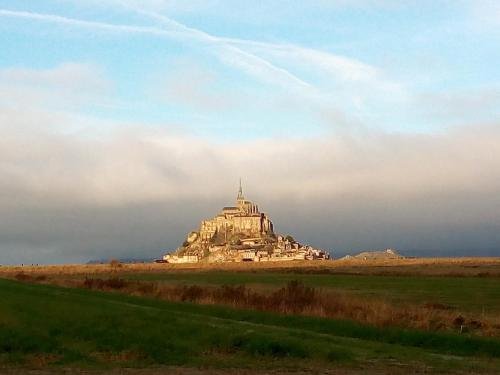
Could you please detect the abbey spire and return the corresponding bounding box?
[237,178,244,200]
[236,178,246,210]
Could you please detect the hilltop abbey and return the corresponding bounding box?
[163,182,329,263]
[198,181,274,242]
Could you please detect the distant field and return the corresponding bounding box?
[1,278,500,374]
[2,257,500,277]
[2,258,498,315]
[117,271,500,314]
[108,271,500,314]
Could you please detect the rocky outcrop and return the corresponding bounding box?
[340,248,403,261]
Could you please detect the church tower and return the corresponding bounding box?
[236,178,245,210]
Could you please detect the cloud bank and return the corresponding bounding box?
[1,111,500,264]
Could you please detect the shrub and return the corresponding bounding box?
[82,278,127,290]
[271,280,315,313]
[179,285,205,302]
[215,285,247,304]
[109,259,122,269]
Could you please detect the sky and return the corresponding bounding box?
[1,0,500,264]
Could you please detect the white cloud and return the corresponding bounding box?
[418,88,500,123]
[155,61,234,110]
[120,4,408,122]
[2,107,500,263]
[467,0,500,28]
[1,7,398,101]
[0,63,112,111]
[0,8,311,92]
[2,106,500,205]
[0,64,495,205]
[0,63,107,91]
[0,5,412,129]
[224,39,406,101]
[120,4,315,91]
[0,8,183,37]
[91,0,219,13]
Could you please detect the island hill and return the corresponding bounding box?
[163,182,330,263]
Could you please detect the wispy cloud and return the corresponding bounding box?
[0,9,180,37]
[226,39,379,83]
[154,61,235,111]
[119,3,397,87]
[0,63,112,112]
[118,3,407,121]
[117,2,316,92]
[223,38,406,101]
[417,88,500,124]
[467,0,500,28]
[1,6,404,114]
[0,8,312,93]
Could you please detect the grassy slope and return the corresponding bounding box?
[120,271,500,314]
[0,279,499,373]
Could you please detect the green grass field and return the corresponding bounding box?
[118,271,500,314]
[1,278,500,373]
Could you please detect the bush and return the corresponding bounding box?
[109,259,122,269]
[215,285,247,303]
[179,285,205,301]
[271,280,315,313]
[82,278,127,290]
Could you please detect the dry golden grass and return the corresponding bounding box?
[1,257,500,277]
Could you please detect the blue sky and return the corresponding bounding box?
[2,0,500,138]
[1,1,500,263]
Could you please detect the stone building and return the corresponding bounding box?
[199,180,274,241]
